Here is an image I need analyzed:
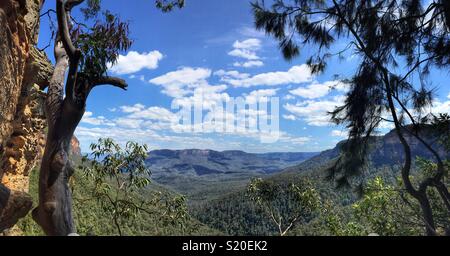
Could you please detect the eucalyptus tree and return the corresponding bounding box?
[80,138,188,236]
[247,178,320,236]
[32,0,184,236]
[251,0,449,235]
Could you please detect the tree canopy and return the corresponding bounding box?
[252,0,450,235]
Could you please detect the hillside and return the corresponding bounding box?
[300,127,448,169]
[146,149,318,200]
[192,127,449,235]
[14,163,220,236]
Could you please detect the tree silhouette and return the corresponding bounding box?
[31,0,184,236]
[252,0,449,235]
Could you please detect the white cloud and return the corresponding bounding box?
[244,89,278,104]
[128,74,145,82]
[237,26,266,38]
[290,80,349,99]
[115,104,179,130]
[228,39,264,68]
[214,70,250,80]
[81,111,114,126]
[172,85,230,111]
[331,129,348,138]
[283,114,297,121]
[220,65,313,88]
[232,38,262,50]
[284,96,345,126]
[233,60,264,68]
[120,104,146,113]
[109,51,163,75]
[430,99,450,115]
[228,49,260,60]
[149,67,212,98]
[286,136,311,145]
[115,118,144,129]
[127,106,178,123]
[283,94,296,101]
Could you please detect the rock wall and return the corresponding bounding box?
[0,0,51,232]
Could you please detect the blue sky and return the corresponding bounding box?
[38,0,450,153]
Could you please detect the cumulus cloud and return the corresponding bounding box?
[284,96,345,127]
[214,70,250,80]
[331,129,348,138]
[228,49,260,60]
[118,105,178,126]
[233,60,264,68]
[283,114,297,121]
[243,89,279,104]
[149,67,212,98]
[219,65,313,88]
[109,51,163,75]
[228,39,264,68]
[430,98,450,115]
[232,38,262,50]
[290,80,349,99]
[283,94,296,101]
[81,111,114,126]
[120,104,146,113]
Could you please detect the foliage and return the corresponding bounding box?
[247,178,320,236]
[80,138,188,235]
[193,153,449,236]
[74,11,132,80]
[431,113,450,152]
[81,0,101,19]
[351,177,420,235]
[17,151,216,236]
[251,0,450,234]
[155,0,185,12]
[74,0,184,78]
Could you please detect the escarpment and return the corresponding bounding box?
[0,0,52,232]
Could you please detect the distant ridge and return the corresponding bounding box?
[288,127,449,174]
[145,149,318,198]
[147,149,318,177]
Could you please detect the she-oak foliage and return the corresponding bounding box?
[252,0,449,235]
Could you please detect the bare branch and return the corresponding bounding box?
[57,0,83,103]
[65,0,85,10]
[56,0,81,59]
[91,76,128,90]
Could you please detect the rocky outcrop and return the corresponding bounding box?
[0,0,51,232]
[71,136,82,157]
[0,185,32,232]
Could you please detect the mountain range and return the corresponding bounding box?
[145,127,448,202]
[146,149,318,200]
[189,128,449,235]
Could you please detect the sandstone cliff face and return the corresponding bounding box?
[71,136,82,157]
[0,0,52,232]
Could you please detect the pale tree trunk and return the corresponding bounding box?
[32,0,127,236]
[31,39,82,235]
